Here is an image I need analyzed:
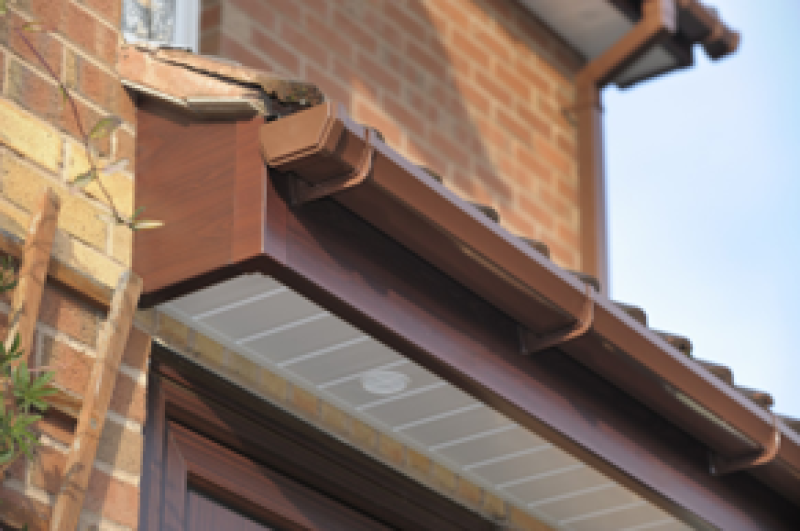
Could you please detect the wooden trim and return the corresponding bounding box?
[0,227,113,310]
[147,347,499,531]
[4,189,61,363]
[50,271,143,531]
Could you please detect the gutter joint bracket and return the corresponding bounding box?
[520,285,594,355]
[291,130,376,205]
[709,411,782,475]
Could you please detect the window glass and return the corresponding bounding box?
[122,0,198,51]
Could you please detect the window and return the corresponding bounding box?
[140,346,497,531]
[122,0,200,51]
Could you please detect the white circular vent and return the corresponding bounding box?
[361,369,411,395]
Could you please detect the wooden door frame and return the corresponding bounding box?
[139,344,499,531]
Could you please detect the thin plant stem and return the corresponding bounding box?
[14,26,126,225]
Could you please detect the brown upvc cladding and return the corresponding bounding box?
[134,97,800,529]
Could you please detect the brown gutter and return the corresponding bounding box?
[576,0,739,290]
[259,101,800,508]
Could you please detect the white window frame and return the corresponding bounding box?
[122,0,200,52]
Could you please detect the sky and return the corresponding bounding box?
[605,0,800,418]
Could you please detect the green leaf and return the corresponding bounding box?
[71,168,97,190]
[89,116,122,140]
[0,0,7,17]
[132,219,164,230]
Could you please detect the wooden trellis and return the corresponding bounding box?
[0,189,143,530]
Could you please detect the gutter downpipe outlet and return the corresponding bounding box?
[576,0,678,294]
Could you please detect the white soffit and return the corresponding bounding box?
[518,0,679,86]
[159,273,693,531]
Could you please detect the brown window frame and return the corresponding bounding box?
[139,344,499,531]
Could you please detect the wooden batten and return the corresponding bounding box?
[50,271,143,531]
[3,189,61,365]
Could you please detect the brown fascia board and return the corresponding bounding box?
[257,102,800,507]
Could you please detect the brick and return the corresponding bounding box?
[280,21,329,69]
[353,99,402,149]
[290,384,319,418]
[86,468,139,528]
[67,50,124,118]
[67,140,135,218]
[305,63,351,108]
[201,3,222,31]
[260,368,287,402]
[496,107,531,143]
[63,1,118,67]
[430,0,472,31]
[0,483,52,531]
[220,35,273,73]
[223,2,253,44]
[384,95,426,141]
[250,28,301,76]
[475,162,513,204]
[407,40,446,77]
[112,224,132,265]
[456,477,484,508]
[494,62,530,102]
[228,0,276,32]
[192,332,226,368]
[0,10,64,78]
[431,462,457,493]
[474,27,513,64]
[109,372,146,425]
[406,448,431,478]
[37,408,76,448]
[305,13,354,61]
[96,420,143,476]
[384,3,428,44]
[350,417,376,452]
[1,152,108,250]
[507,505,554,531]
[53,231,125,287]
[449,30,490,68]
[320,402,350,436]
[40,283,101,347]
[534,136,572,176]
[157,313,190,352]
[39,334,92,396]
[200,30,222,56]
[83,0,122,26]
[29,444,67,494]
[377,434,404,467]
[0,98,62,172]
[482,491,507,520]
[333,9,379,54]
[356,52,402,96]
[226,351,260,388]
[475,69,515,106]
[114,127,135,172]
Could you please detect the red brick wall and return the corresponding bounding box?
[210,0,584,268]
[1,0,144,528]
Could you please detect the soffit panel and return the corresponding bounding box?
[159,273,691,531]
[517,0,681,86]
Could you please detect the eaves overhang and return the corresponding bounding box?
[517,0,739,87]
[131,90,800,529]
